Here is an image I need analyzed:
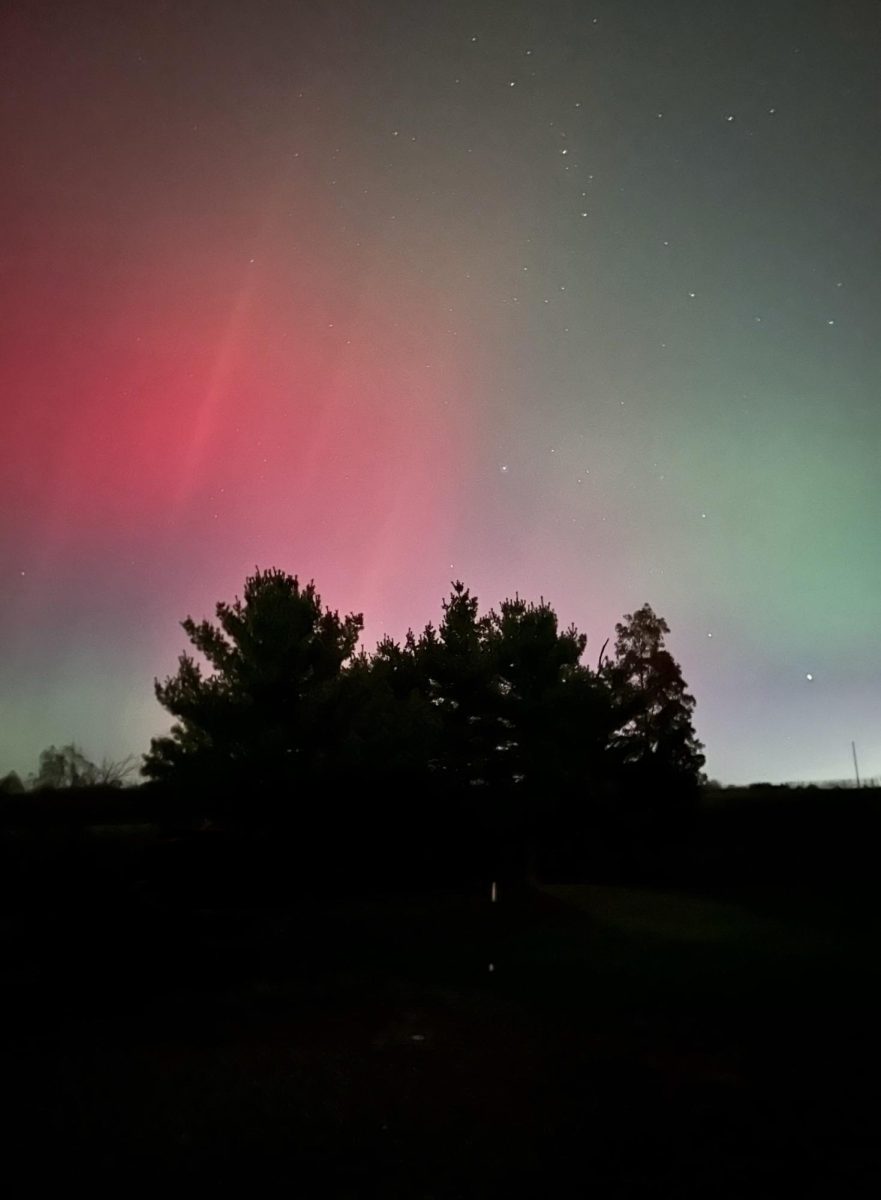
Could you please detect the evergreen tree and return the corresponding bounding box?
[411,582,499,793]
[142,568,363,821]
[405,584,614,887]
[487,595,586,786]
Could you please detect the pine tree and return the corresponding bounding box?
[411,581,498,792]
[142,568,363,817]
[408,584,612,887]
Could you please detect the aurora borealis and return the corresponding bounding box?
[2,0,879,784]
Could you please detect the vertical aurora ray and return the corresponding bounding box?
[170,271,258,514]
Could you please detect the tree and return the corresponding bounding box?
[27,744,137,790]
[31,743,96,789]
[142,568,363,823]
[92,754,139,787]
[398,583,616,889]
[0,771,25,795]
[487,595,587,784]
[411,582,499,793]
[604,603,705,812]
[330,635,442,792]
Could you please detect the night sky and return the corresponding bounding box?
[2,0,880,785]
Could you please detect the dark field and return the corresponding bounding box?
[1,804,879,1195]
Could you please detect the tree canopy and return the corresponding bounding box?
[142,568,706,877]
[143,568,364,813]
[602,603,706,823]
[27,744,137,790]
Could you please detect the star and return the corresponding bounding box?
[806,673,813,681]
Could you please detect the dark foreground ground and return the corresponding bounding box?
[1,821,879,1195]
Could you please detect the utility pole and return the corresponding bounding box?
[852,741,861,789]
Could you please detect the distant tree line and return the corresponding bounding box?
[139,568,705,888]
[0,744,137,795]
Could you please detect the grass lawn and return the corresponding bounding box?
[1,855,878,1195]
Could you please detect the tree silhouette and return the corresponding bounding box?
[142,568,363,823]
[140,567,707,882]
[604,603,705,813]
[411,582,499,793]
[395,584,616,888]
[487,595,587,783]
[28,744,141,790]
[331,634,442,791]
